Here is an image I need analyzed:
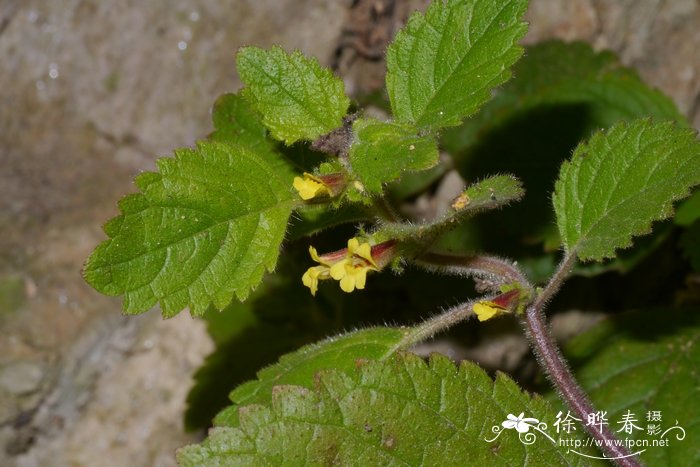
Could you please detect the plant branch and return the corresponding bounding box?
[533,249,578,310]
[416,252,530,287]
[372,195,400,222]
[523,252,640,466]
[382,298,480,358]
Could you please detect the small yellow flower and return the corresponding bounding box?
[293,173,330,200]
[302,265,329,296]
[347,238,377,267]
[328,238,378,293]
[301,238,382,295]
[473,301,508,322]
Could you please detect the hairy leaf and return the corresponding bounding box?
[237,46,349,144]
[554,119,700,261]
[179,353,592,466]
[441,41,686,278]
[563,309,700,466]
[213,327,407,426]
[349,118,439,193]
[386,0,528,130]
[83,142,296,316]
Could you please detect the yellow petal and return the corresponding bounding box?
[347,238,360,253]
[330,259,349,280]
[302,268,319,296]
[353,267,368,290]
[339,274,356,293]
[309,246,322,263]
[473,302,506,322]
[293,175,326,200]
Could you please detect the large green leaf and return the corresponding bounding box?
[83,141,296,316]
[179,353,593,466]
[386,0,528,130]
[440,41,687,278]
[237,46,350,144]
[554,119,700,261]
[562,309,700,466]
[213,327,406,427]
[349,118,439,193]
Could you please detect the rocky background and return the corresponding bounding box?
[1,1,698,466]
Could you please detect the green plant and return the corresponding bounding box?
[83,0,700,465]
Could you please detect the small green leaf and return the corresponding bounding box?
[562,309,700,466]
[83,141,296,317]
[386,0,528,130]
[179,353,593,466]
[554,119,700,261]
[213,327,407,426]
[349,118,439,193]
[237,46,350,144]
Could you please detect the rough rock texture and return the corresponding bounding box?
[525,0,700,129]
[0,1,344,466]
[0,0,699,466]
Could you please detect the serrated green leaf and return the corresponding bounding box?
[386,0,528,130]
[349,118,439,193]
[237,46,350,144]
[554,119,700,261]
[213,327,407,427]
[562,309,700,466]
[441,41,686,278]
[179,353,594,466]
[83,141,296,317]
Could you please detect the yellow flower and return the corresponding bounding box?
[347,238,377,267]
[473,301,508,322]
[301,238,382,295]
[301,265,329,296]
[329,238,378,293]
[293,173,330,200]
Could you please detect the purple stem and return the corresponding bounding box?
[523,253,641,466]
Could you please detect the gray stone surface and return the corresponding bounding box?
[0,1,344,466]
[0,0,699,466]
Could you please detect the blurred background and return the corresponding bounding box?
[1,1,699,466]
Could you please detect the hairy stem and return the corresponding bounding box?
[372,196,400,222]
[417,252,530,286]
[523,253,640,466]
[382,298,480,358]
